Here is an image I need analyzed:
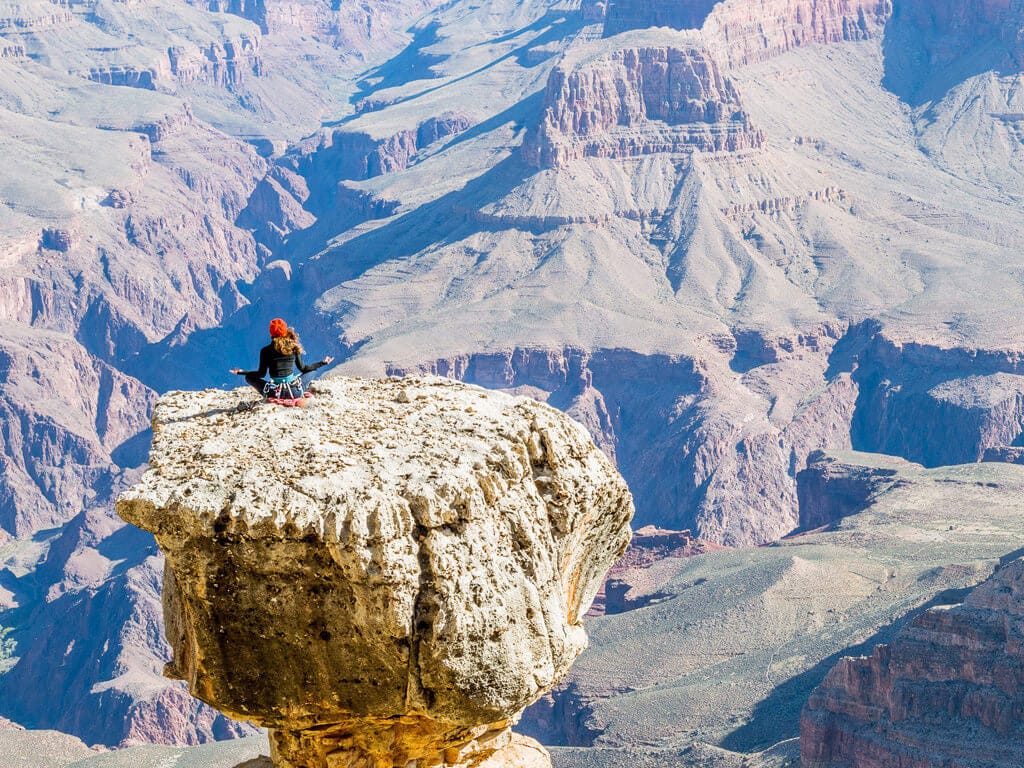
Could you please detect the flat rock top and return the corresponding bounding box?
[120,376,604,538]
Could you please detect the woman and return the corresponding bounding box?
[231,318,334,400]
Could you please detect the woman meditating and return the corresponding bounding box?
[230,318,334,402]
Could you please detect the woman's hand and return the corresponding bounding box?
[229,368,243,375]
[323,356,334,365]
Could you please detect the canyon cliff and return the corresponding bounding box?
[520,451,1024,765]
[524,34,765,168]
[801,555,1024,768]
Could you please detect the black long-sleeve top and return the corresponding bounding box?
[241,343,327,379]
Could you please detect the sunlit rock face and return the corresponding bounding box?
[117,376,633,768]
[801,557,1024,768]
[525,34,765,169]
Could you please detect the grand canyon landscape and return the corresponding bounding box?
[2,0,1024,766]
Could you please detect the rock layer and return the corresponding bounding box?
[801,556,1024,767]
[116,377,633,768]
[796,450,908,529]
[702,0,892,67]
[525,36,763,168]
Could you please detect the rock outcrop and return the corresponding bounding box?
[0,6,74,32]
[590,525,726,616]
[0,43,25,58]
[167,35,263,88]
[850,335,1024,468]
[796,451,909,529]
[525,35,764,168]
[83,66,158,90]
[116,377,633,768]
[601,0,892,67]
[801,556,1024,768]
[296,114,473,183]
[702,0,892,67]
[200,0,270,32]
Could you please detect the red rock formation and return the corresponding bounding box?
[0,509,254,746]
[292,112,473,182]
[84,66,157,90]
[0,7,74,31]
[202,0,269,32]
[167,35,263,88]
[851,334,1024,468]
[795,451,908,530]
[0,334,155,539]
[524,41,764,168]
[600,0,892,65]
[801,558,1024,767]
[721,186,848,217]
[702,0,893,68]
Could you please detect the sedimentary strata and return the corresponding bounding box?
[802,557,1024,768]
[525,34,764,168]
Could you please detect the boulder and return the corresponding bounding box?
[117,376,633,768]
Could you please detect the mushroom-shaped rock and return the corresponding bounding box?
[117,377,634,768]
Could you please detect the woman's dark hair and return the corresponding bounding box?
[272,328,304,356]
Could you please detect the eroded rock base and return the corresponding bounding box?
[269,722,549,768]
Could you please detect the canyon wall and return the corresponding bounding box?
[850,334,1024,467]
[525,38,764,168]
[167,35,263,88]
[388,336,858,546]
[884,0,1024,100]
[702,0,892,67]
[601,0,893,67]
[802,556,1024,768]
[796,450,908,529]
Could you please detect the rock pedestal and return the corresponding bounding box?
[117,377,633,768]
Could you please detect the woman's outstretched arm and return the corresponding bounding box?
[296,352,334,374]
